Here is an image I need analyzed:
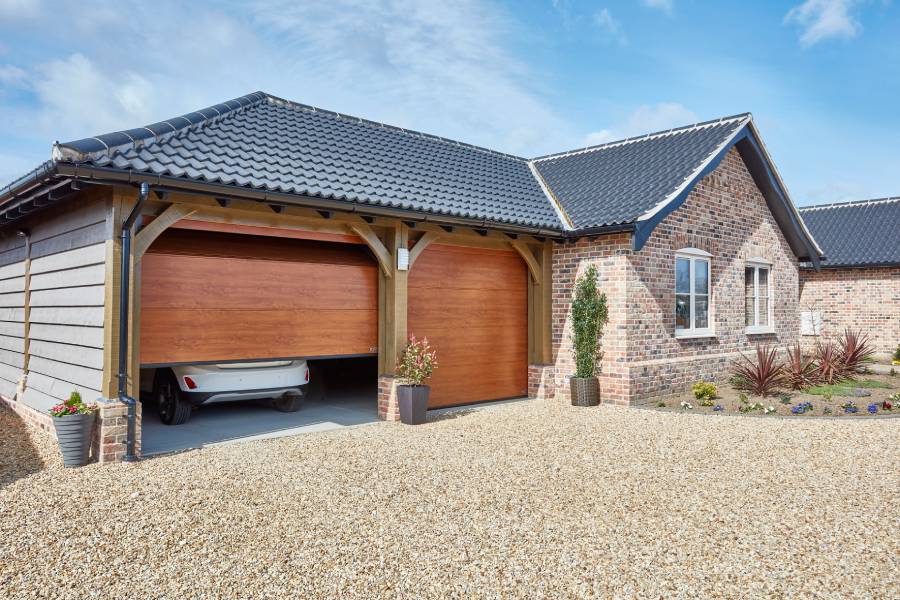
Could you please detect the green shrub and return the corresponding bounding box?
[692,381,717,405]
[570,265,609,378]
[893,344,900,362]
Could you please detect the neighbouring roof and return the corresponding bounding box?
[799,197,900,268]
[1,91,822,261]
[531,115,749,230]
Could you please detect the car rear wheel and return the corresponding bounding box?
[155,369,191,425]
[273,391,304,412]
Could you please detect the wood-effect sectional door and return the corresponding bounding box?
[140,229,378,365]
[408,244,528,408]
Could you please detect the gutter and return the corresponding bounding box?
[118,182,150,462]
[50,164,568,239]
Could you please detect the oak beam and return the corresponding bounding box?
[510,241,542,285]
[408,231,440,268]
[348,222,393,278]
[133,204,197,259]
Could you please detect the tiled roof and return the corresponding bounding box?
[54,92,562,230]
[531,115,750,229]
[799,198,900,268]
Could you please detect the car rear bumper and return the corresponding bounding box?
[182,386,305,406]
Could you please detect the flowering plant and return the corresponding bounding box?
[679,401,693,410]
[867,403,878,415]
[790,401,814,415]
[48,391,98,418]
[396,334,437,386]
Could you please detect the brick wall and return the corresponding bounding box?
[532,147,802,404]
[799,266,900,354]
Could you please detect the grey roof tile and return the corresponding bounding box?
[531,116,749,229]
[799,198,900,267]
[53,91,763,234]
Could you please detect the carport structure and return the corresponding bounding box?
[0,92,557,461]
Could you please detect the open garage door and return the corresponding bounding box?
[408,244,527,408]
[140,228,378,366]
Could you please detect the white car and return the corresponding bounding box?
[151,360,309,425]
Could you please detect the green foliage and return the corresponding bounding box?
[892,344,900,362]
[692,381,717,405]
[49,390,97,417]
[805,379,891,396]
[569,265,609,379]
[731,345,785,397]
[396,334,438,386]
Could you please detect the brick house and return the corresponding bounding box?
[0,92,822,462]
[797,198,899,355]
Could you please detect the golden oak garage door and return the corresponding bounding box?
[408,244,528,408]
[140,228,378,366]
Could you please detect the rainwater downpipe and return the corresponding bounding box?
[118,182,150,462]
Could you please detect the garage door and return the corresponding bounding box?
[408,244,527,408]
[141,228,378,365]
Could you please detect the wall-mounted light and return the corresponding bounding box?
[15,229,28,238]
[396,248,410,271]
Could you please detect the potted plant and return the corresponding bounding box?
[396,334,438,425]
[569,264,609,406]
[49,391,99,467]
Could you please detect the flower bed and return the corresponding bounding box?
[641,373,898,417]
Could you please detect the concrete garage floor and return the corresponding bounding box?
[141,384,378,456]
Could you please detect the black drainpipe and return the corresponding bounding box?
[119,182,150,462]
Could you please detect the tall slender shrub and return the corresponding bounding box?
[570,265,609,378]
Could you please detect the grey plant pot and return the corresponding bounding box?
[52,412,96,468]
[570,376,600,407]
[398,385,429,425]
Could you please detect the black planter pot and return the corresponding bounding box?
[52,412,96,467]
[570,377,600,407]
[398,385,429,425]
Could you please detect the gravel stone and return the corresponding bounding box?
[1,400,897,599]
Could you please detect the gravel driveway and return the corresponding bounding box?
[1,400,897,599]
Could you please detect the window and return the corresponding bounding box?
[745,261,773,333]
[675,248,712,338]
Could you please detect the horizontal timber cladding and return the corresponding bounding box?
[408,243,528,408]
[0,246,25,400]
[140,229,378,365]
[15,189,111,411]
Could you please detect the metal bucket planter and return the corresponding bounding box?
[398,385,429,425]
[52,412,96,467]
[570,377,600,407]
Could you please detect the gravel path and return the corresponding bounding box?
[1,400,898,599]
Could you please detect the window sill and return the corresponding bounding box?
[674,330,716,340]
[745,327,775,335]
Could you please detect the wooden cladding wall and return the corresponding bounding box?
[408,244,528,408]
[0,249,26,400]
[141,229,378,365]
[11,190,111,411]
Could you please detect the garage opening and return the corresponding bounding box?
[138,226,379,455]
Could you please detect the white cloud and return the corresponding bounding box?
[583,102,697,146]
[784,0,862,46]
[0,0,576,161]
[640,0,674,14]
[0,0,42,20]
[0,64,27,87]
[594,8,627,44]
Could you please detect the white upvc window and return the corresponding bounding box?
[674,248,713,338]
[745,258,774,334]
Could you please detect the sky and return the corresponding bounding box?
[0,0,898,206]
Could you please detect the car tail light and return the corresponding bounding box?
[305,367,310,383]
[183,376,197,390]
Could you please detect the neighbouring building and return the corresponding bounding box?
[798,198,900,355]
[0,92,822,461]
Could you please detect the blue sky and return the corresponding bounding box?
[1,0,897,205]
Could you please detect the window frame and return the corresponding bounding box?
[745,258,774,335]
[674,248,714,339]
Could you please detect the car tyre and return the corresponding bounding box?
[273,391,304,412]
[155,369,191,425]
